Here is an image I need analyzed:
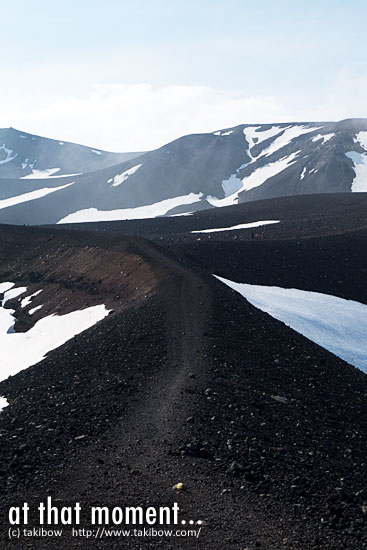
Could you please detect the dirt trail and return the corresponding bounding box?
[111,238,213,468]
[50,237,213,488]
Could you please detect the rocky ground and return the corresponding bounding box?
[0,193,367,549]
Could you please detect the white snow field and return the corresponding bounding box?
[208,151,300,209]
[21,290,43,308]
[345,151,367,192]
[0,144,17,165]
[0,182,74,210]
[311,133,335,144]
[214,276,367,373]
[191,220,280,234]
[243,125,283,154]
[2,285,27,305]
[0,397,9,412]
[354,131,367,150]
[110,164,142,187]
[240,151,300,192]
[213,130,234,136]
[57,193,203,223]
[208,125,319,208]
[300,167,307,180]
[257,125,322,159]
[22,168,61,178]
[221,173,243,197]
[0,282,110,381]
[21,169,81,179]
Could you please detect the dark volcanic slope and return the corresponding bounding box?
[60,192,367,242]
[1,219,367,550]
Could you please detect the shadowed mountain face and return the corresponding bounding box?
[1,118,367,225]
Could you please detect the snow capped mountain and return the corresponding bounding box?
[0,118,367,225]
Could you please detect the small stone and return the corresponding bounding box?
[271,395,289,404]
[249,447,261,458]
[229,461,244,474]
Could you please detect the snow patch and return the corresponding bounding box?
[345,151,367,192]
[0,182,74,210]
[354,131,367,151]
[214,276,367,373]
[191,220,280,234]
[311,133,335,144]
[243,126,283,152]
[22,168,61,179]
[2,286,27,306]
[0,282,15,294]
[21,290,43,308]
[0,144,17,165]
[258,125,322,159]
[0,397,9,412]
[300,167,307,180]
[241,151,300,192]
[91,149,102,155]
[169,211,194,217]
[111,164,142,187]
[214,130,234,136]
[21,170,81,179]
[57,193,203,223]
[29,305,43,315]
[0,285,110,381]
[221,174,243,196]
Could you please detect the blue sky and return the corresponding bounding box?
[0,0,366,150]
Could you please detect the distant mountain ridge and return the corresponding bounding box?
[0,118,366,225]
[0,127,142,179]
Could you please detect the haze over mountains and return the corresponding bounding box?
[0,118,367,225]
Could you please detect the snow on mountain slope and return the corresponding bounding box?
[345,152,367,192]
[0,281,110,381]
[110,163,143,187]
[215,276,367,373]
[1,118,367,225]
[0,127,143,179]
[58,192,203,223]
[255,125,322,159]
[345,130,367,192]
[0,182,74,210]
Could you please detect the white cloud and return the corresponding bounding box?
[0,68,366,152]
[1,83,289,151]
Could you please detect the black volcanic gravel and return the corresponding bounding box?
[0,193,367,549]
